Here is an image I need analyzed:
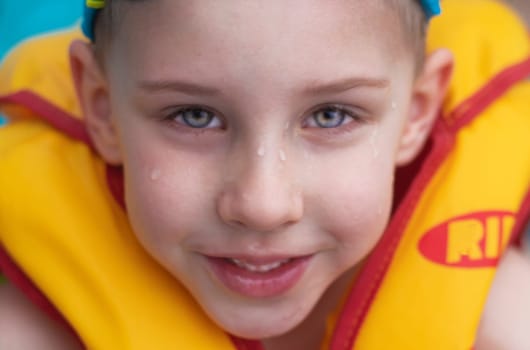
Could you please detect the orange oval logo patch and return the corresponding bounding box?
[418,211,515,268]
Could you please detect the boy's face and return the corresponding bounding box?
[77,0,450,340]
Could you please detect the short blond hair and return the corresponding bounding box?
[93,0,428,69]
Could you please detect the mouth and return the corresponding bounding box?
[205,255,312,298]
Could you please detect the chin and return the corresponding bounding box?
[221,317,301,340]
[202,298,313,340]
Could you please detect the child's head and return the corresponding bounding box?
[71,0,452,341]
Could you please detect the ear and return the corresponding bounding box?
[69,40,122,165]
[395,48,454,166]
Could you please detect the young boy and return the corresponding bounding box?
[0,0,529,349]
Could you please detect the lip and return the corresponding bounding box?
[205,254,312,298]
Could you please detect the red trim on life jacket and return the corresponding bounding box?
[106,165,126,209]
[511,188,530,247]
[0,90,94,150]
[447,56,530,131]
[329,54,530,350]
[0,245,84,348]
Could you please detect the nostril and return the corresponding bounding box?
[233,220,245,228]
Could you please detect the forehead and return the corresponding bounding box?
[109,0,412,88]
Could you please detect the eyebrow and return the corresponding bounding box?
[138,76,389,96]
[303,77,390,95]
[138,79,221,96]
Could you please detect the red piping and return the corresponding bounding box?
[446,56,530,131]
[0,90,94,150]
[511,188,530,247]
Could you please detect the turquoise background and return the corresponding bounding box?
[1,0,82,124]
[0,1,81,60]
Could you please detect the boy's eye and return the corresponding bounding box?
[306,106,357,129]
[171,107,222,129]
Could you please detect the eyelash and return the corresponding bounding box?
[163,104,364,133]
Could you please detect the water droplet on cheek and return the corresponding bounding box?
[257,145,266,157]
[279,150,287,162]
[150,169,161,181]
[391,101,397,110]
[370,127,380,159]
[303,150,314,171]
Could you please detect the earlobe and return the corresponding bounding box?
[395,49,454,166]
[69,40,122,165]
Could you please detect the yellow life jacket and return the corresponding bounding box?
[0,1,529,349]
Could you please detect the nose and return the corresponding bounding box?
[217,149,303,232]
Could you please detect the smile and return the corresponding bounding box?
[206,255,312,298]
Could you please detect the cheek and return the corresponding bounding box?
[308,144,396,259]
[120,138,215,251]
[330,174,392,249]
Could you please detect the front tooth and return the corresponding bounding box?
[231,259,288,272]
[254,261,282,272]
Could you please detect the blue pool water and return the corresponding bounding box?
[1,0,81,124]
